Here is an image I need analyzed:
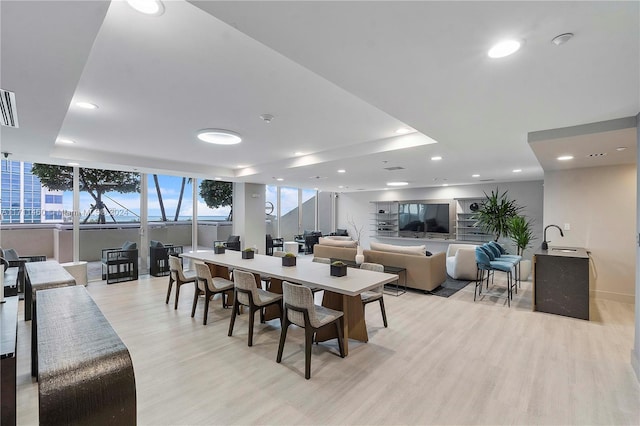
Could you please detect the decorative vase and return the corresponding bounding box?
[355,245,364,265]
[330,264,347,277]
[519,259,532,281]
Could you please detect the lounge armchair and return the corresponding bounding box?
[101,241,138,284]
[1,248,46,293]
[215,235,241,251]
[149,240,183,277]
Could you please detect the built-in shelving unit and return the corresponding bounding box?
[370,201,399,237]
[455,198,493,242]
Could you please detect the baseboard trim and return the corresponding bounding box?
[590,289,635,304]
[632,349,640,384]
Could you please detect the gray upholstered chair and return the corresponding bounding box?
[359,262,388,327]
[166,255,197,310]
[277,281,345,379]
[273,251,286,258]
[192,263,234,325]
[312,257,331,264]
[228,269,283,347]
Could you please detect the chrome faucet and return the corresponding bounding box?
[541,224,564,250]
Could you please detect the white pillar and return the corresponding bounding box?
[192,178,198,251]
[140,174,148,273]
[73,167,80,263]
[233,182,266,253]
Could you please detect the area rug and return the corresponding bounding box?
[429,277,472,298]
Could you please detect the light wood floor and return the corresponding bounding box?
[14,271,639,425]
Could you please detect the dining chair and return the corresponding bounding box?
[167,255,197,309]
[192,263,234,325]
[277,281,345,379]
[228,269,283,347]
[359,262,388,327]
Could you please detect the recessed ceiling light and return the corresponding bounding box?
[395,127,411,134]
[294,151,305,156]
[337,169,346,173]
[338,185,344,189]
[56,138,75,144]
[616,147,627,152]
[75,101,98,110]
[126,0,164,16]
[431,156,442,161]
[67,162,79,166]
[387,181,409,186]
[512,169,522,173]
[197,129,242,145]
[259,114,274,123]
[488,39,521,58]
[472,174,480,178]
[442,184,449,187]
[236,164,248,168]
[557,155,574,161]
[551,33,574,46]
[313,187,319,191]
[276,178,284,182]
[213,177,222,180]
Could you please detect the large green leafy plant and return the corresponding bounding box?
[508,215,535,256]
[473,188,523,241]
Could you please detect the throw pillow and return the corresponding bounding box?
[318,237,357,248]
[370,242,426,256]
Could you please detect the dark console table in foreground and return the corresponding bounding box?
[533,246,590,320]
[1,296,18,426]
[37,286,136,425]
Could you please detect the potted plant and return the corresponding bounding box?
[330,260,347,277]
[241,248,255,259]
[508,215,535,280]
[213,241,225,254]
[473,188,523,241]
[281,252,296,267]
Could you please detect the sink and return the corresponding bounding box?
[551,248,577,253]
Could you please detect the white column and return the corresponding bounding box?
[140,174,148,273]
[192,178,198,251]
[73,167,80,262]
[233,182,266,253]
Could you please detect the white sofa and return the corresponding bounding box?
[446,243,478,280]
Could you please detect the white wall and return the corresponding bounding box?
[337,180,544,258]
[544,164,636,302]
[632,113,639,383]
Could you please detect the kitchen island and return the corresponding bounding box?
[533,246,590,320]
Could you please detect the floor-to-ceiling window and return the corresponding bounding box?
[301,188,316,233]
[266,184,278,237]
[279,186,300,240]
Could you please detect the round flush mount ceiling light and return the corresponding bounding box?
[551,33,574,46]
[56,138,75,144]
[387,181,409,186]
[395,127,411,135]
[197,129,242,145]
[431,156,442,161]
[557,155,574,161]
[488,39,522,58]
[472,174,480,178]
[512,169,522,173]
[75,101,98,110]
[127,0,164,16]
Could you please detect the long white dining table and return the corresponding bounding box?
[181,250,398,355]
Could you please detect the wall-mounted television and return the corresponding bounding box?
[398,202,451,235]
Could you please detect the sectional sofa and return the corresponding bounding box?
[314,240,447,292]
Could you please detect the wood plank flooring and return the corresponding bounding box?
[14,272,639,425]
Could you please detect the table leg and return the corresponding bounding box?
[263,278,283,321]
[316,291,368,356]
[31,299,37,377]
[25,276,32,321]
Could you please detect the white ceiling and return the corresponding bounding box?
[1,0,638,192]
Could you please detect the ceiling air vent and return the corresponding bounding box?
[0,89,19,128]
[383,166,405,171]
[587,153,607,158]
[479,179,495,182]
